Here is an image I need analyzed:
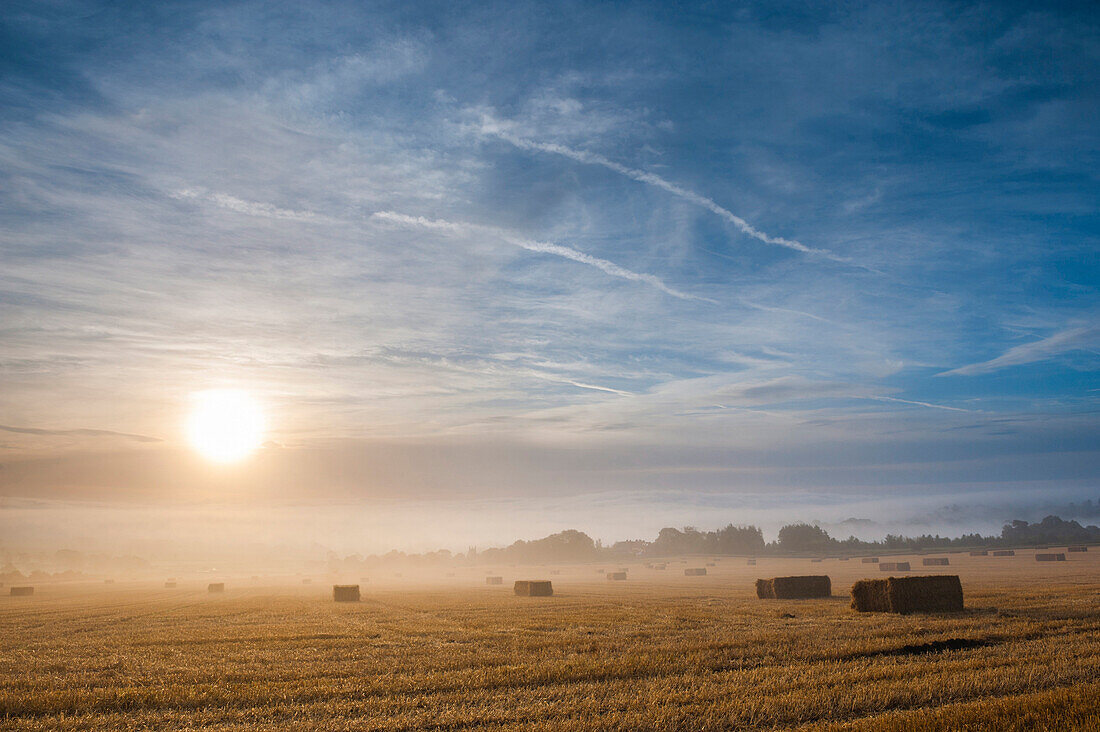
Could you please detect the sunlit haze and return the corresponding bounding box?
[186,390,265,463]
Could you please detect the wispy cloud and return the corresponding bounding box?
[372,211,713,303]
[0,425,162,442]
[938,325,1100,376]
[172,189,325,223]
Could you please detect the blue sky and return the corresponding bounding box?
[1,1,1098,548]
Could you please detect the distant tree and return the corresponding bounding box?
[714,524,765,555]
[777,523,836,553]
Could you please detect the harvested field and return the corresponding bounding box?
[1,554,1098,731]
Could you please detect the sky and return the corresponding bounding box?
[1,0,1098,553]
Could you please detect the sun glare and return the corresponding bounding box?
[187,389,265,463]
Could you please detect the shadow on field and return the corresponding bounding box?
[856,637,995,659]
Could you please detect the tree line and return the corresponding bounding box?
[326,513,1099,571]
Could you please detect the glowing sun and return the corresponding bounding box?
[187,389,265,463]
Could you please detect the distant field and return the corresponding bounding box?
[2,550,1099,730]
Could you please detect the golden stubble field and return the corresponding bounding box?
[2,550,1099,731]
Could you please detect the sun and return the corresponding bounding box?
[186,389,265,463]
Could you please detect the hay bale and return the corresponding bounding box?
[1036,553,1066,562]
[850,579,890,612]
[514,580,553,596]
[811,558,823,563]
[164,581,177,588]
[861,557,879,564]
[606,571,627,581]
[839,557,851,561]
[684,567,707,576]
[207,582,225,593]
[878,562,911,571]
[10,586,34,597]
[333,584,360,602]
[1067,546,1088,553]
[922,557,950,566]
[705,562,716,567]
[486,576,503,585]
[746,559,757,566]
[301,579,312,585]
[549,570,561,575]
[757,576,831,599]
[654,563,667,570]
[851,575,963,613]
[885,575,964,613]
[992,550,1015,556]
[969,550,988,556]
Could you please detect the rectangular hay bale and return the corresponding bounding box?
[992,550,1015,556]
[606,571,627,581]
[862,557,880,564]
[1035,553,1066,562]
[879,562,911,571]
[207,583,225,593]
[333,584,360,602]
[850,579,890,612]
[164,581,176,588]
[514,580,553,596]
[851,575,963,613]
[1068,546,1088,553]
[746,559,757,566]
[757,576,831,599]
[969,550,988,556]
[684,567,707,576]
[10,586,34,596]
[485,576,503,585]
[922,557,950,566]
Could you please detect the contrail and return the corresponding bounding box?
[372,211,713,303]
[481,126,848,264]
[864,395,969,413]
